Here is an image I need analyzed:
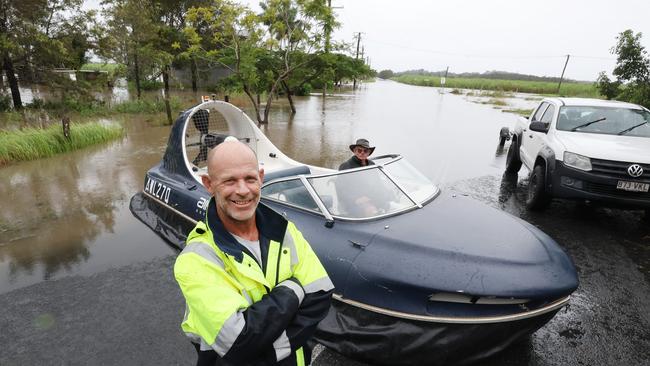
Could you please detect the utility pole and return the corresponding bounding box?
[353,32,362,90]
[322,0,332,99]
[557,54,570,95]
[322,0,342,99]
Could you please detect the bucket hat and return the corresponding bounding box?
[349,138,375,156]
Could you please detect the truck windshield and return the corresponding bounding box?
[557,106,650,137]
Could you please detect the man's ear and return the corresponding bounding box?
[258,167,265,183]
[201,174,213,195]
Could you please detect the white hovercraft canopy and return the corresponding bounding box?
[180,100,307,184]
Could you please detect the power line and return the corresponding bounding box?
[571,55,617,60]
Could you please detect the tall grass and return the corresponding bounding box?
[113,98,182,114]
[392,75,600,97]
[0,122,124,165]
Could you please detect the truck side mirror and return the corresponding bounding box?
[529,121,549,133]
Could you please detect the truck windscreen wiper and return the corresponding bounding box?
[570,117,607,131]
[617,121,648,135]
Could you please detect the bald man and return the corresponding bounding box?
[174,141,334,366]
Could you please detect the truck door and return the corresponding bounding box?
[520,102,552,168]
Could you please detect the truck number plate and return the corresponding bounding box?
[616,180,649,192]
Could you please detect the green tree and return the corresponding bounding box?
[600,29,650,108]
[595,72,620,100]
[331,53,373,86]
[1,0,94,110]
[255,0,331,123]
[103,0,210,122]
[186,0,332,124]
[185,0,265,118]
[153,0,212,122]
[378,69,394,79]
[612,30,650,83]
[102,0,159,99]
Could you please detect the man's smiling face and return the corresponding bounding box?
[202,142,264,224]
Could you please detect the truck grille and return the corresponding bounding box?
[591,159,650,180]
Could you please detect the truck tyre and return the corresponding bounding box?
[499,127,509,147]
[526,164,551,210]
[505,140,522,173]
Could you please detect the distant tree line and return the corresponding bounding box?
[390,69,581,84]
[0,0,374,124]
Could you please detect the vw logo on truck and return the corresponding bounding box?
[628,164,644,178]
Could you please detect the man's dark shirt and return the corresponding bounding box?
[338,155,375,170]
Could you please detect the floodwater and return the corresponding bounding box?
[0,80,529,294]
[0,115,176,293]
[2,80,647,366]
[256,81,536,183]
[7,77,133,106]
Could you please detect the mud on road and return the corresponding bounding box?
[1,171,648,366]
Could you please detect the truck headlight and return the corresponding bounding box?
[563,152,592,171]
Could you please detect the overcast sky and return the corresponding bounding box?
[86,0,650,81]
[241,0,650,81]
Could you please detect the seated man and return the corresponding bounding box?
[338,138,376,170]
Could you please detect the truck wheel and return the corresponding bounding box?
[499,127,509,147]
[505,141,522,173]
[526,165,551,210]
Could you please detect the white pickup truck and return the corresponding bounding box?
[503,97,650,210]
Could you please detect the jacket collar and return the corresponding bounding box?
[350,155,368,166]
[205,197,288,262]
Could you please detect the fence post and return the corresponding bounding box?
[62,117,71,140]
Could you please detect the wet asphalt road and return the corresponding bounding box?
[1,169,648,365]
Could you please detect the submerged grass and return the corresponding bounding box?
[392,75,600,97]
[0,122,125,165]
[485,98,508,106]
[113,98,182,114]
[502,108,535,117]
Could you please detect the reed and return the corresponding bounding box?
[484,98,508,106]
[0,122,124,165]
[393,75,600,97]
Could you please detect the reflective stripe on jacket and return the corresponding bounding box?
[174,198,334,365]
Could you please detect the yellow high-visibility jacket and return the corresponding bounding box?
[174,198,334,365]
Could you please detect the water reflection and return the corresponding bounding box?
[498,172,520,205]
[0,116,176,293]
[3,77,139,106]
